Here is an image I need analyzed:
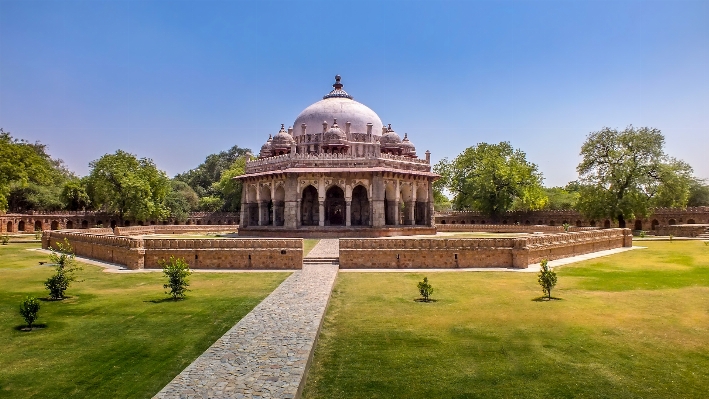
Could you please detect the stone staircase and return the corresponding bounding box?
[304,239,340,266]
[698,227,709,240]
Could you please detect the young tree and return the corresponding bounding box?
[44,239,82,300]
[161,256,192,300]
[86,150,171,222]
[537,259,557,300]
[417,276,434,302]
[434,142,547,218]
[19,297,40,330]
[576,126,694,227]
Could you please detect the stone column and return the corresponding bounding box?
[371,175,385,227]
[258,201,266,226]
[319,201,325,227]
[394,200,400,226]
[407,201,415,225]
[346,201,352,226]
[285,175,299,229]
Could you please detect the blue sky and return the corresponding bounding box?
[1,0,707,186]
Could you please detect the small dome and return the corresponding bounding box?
[380,124,402,146]
[400,133,416,156]
[272,124,295,150]
[259,134,273,158]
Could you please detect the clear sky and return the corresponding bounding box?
[1,0,707,186]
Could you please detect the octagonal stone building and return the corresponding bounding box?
[237,76,438,237]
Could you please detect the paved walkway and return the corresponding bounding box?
[304,239,339,259]
[153,263,338,399]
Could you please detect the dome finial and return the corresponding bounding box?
[323,75,352,99]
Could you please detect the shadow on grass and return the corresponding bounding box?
[144,297,186,304]
[413,298,438,303]
[532,296,563,302]
[39,296,73,302]
[14,324,48,332]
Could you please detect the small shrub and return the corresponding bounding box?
[1,234,9,245]
[537,259,557,300]
[34,229,42,241]
[44,239,82,300]
[417,276,434,302]
[562,223,570,232]
[639,231,646,238]
[19,296,40,330]
[161,256,192,300]
[669,234,674,242]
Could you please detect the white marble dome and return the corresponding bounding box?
[292,76,384,137]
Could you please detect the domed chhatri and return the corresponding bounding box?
[238,75,437,237]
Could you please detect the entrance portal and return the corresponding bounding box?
[325,186,345,226]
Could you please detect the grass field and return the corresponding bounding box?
[303,241,709,398]
[0,243,289,399]
[304,239,319,256]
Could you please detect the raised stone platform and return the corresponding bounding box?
[238,225,436,238]
[154,262,337,399]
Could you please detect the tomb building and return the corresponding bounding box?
[237,75,438,237]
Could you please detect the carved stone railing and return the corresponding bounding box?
[245,152,431,175]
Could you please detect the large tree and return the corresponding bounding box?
[575,126,693,227]
[86,150,171,221]
[434,141,546,218]
[0,129,63,212]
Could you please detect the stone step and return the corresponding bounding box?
[303,257,339,265]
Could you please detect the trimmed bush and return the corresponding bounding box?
[161,256,192,299]
[537,259,557,300]
[19,296,40,330]
[417,276,434,302]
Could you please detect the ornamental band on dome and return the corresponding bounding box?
[237,75,438,237]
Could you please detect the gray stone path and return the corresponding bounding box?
[154,263,338,399]
[304,239,339,259]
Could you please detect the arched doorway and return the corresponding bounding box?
[274,186,285,226]
[604,220,611,228]
[576,220,582,227]
[6,221,13,233]
[350,185,369,226]
[50,221,59,230]
[687,219,695,224]
[246,186,258,227]
[111,220,117,228]
[34,221,42,231]
[301,185,319,226]
[260,185,273,226]
[668,219,676,225]
[81,220,89,229]
[18,221,25,232]
[325,186,345,226]
[415,186,428,225]
[634,220,643,230]
[651,219,659,230]
[66,221,73,229]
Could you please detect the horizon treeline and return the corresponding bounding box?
[2,127,708,225]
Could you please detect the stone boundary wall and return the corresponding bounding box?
[42,231,302,270]
[436,224,599,233]
[239,226,436,238]
[142,238,302,269]
[339,228,631,269]
[114,225,238,236]
[655,224,709,238]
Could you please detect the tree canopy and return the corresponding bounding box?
[86,150,171,221]
[575,126,694,227]
[434,142,546,217]
[0,129,68,212]
[175,145,251,212]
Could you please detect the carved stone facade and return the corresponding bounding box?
[237,76,438,237]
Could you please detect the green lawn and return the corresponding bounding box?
[304,241,709,399]
[304,239,319,256]
[0,243,289,399]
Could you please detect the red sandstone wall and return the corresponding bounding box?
[114,225,239,236]
[339,229,631,269]
[42,231,301,270]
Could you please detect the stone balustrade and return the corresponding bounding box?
[339,228,631,269]
[42,231,302,270]
[244,152,431,175]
